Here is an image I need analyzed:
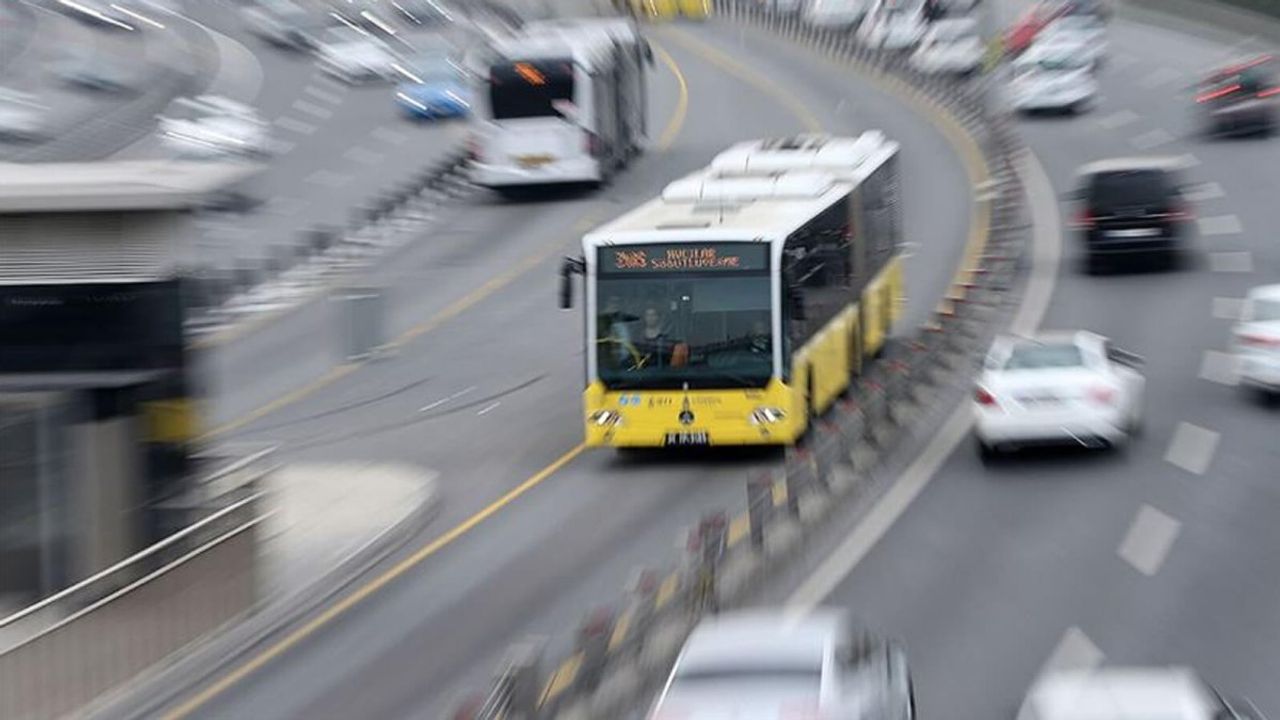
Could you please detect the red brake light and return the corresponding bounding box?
[466,136,482,162]
[584,132,602,156]
[1071,207,1095,229]
[1088,385,1116,405]
[975,387,997,406]
[1197,83,1242,103]
[1239,333,1280,348]
[1259,87,1280,98]
[1162,202,1194,222]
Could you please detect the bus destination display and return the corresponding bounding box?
[600,243,768,274]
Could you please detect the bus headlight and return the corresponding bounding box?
[749,407,787,425]
[589,410,624,427]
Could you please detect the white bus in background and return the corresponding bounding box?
[469,26,648,196]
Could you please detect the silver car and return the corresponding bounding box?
[649,609,915,719]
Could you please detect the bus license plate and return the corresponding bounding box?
[517,154,554,168]
[665,431,709,446]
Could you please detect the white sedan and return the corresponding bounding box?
[1039,14,1108,66]
[1009,40,1099,113]
[1232,284,1280,397]
[158,95,272,159]
[974,331,1145,458]
[858,1,928,51]
[314,24,400,83]
[648,609,915,720]
[910,17,983,75]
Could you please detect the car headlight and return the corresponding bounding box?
[749,407,787,425]
[589,410,624,427]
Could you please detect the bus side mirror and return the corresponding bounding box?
[559,256,584,310]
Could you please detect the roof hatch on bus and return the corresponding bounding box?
[710,131,888,176]
[662,172,838,203]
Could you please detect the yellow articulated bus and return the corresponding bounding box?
[628,0,708,20]
[560,132,904,448]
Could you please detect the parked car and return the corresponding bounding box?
[648,609,916,720]
[974,330,1145,459]
[1005,1,1070,56]
[804,0,868,30]
[859,0,929,50]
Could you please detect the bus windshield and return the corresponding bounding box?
[488,58,574,120]
[594,243,773,390]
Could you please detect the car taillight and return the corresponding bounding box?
[1071,207,1095,229]
[466,136,482,162]
[1239,333,1280,348]
[1088,385,1116,405]
[1259,87,1280,98]
[1196,83,1241,103]
[584,132,602,156]
[1163,202,1194,222]
[975,387,997,406]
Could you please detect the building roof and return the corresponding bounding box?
[0,160,263,213]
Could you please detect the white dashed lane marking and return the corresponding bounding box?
[1198,214,1243,236]
[1213,296,1245,320]
[292,99,335,120]
[1199,350,1240,386]
[476,401,501,416]
[274,116,318,135]
[1039,627,1105,679]
[1209,251,1254,273]
[1117,504,1181,576]
[1130,128,1174,150]
[1139,67,1181,88]
[1165,421,1220,475]
[304,170,353,189]
[1097,110,1138,129]
[304,85,345,105]
[418,386,476,413]
[1185,182,1224,202]
[372,127,409,145]
[343,146,386,165]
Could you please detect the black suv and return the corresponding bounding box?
[1070,158,1194,273]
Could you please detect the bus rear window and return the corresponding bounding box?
[488,59,574,120]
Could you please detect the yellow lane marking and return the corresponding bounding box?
[653,43,690,150]
[540,651,584,705]
[162,45,698,718]
[727,513,750,547]
[771,480,788,506]
[200,42,690,441]
[161,443,586,720]
[658,25,824,133]
[608,606,635,653]
[654,572,680,610]
[202,363,357,439]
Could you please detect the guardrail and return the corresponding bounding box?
[453,3,1029,718]
[0,478,269,719]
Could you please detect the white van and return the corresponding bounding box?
[803,0,868,30]
[470,28,643,195]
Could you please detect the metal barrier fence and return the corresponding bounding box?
[453,3,1029,717]
[0,491,267,720]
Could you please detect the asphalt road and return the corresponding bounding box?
[127,0,469,272]
[0,2,172,159]
[109,11,977,720]
[798,4,1280,718]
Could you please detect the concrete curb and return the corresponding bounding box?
[85,466,442,720]
[453,5,1029,719]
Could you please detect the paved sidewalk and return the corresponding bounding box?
[259,461,439,606]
